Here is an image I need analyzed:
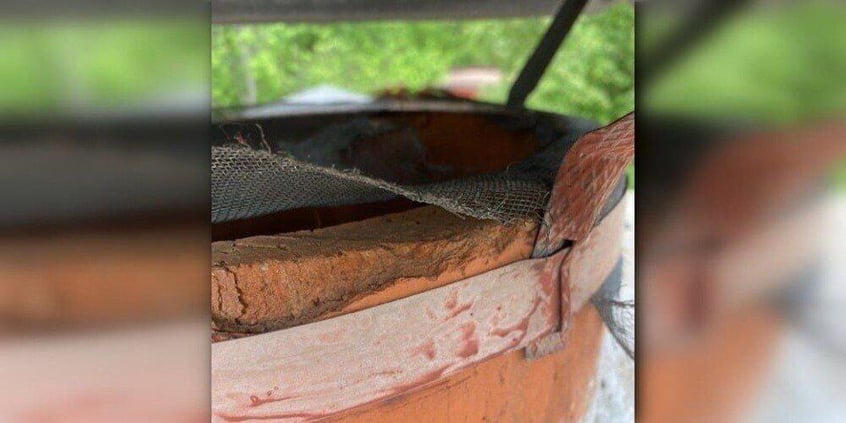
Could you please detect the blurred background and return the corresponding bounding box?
[0,4,211,422]
[211,2,633,124]
[639,0,846,421]
[0,19,207,118]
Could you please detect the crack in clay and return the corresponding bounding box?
[215,278,225,323]
[226,267,248,321]
[455,322,479,358]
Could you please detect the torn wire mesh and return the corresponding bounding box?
[212,114,593,224]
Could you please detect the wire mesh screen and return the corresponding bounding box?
[593,260,635,359]
[211,113,596,224]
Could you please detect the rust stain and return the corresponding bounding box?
[318,328,346,343]
[488,305,505,327]
[446,301,473,319]
[444,289,459,310]
[424,306,437,320]
[443,288,474,319]
[489,296,541,347]
[455,322,479,358]
[412,340,438,360]
[536,254,565,300]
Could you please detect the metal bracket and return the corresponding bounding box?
[526,113,634,359]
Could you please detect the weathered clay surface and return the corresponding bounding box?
[212,247,565,421]
[212,206,538,333]
[331,304,605,423]
[526,200,625,359]
[210,203,626,421]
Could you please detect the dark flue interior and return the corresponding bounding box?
[212,111,553,240]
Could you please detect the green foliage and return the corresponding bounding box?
[521,4,635,123]
[835,163,846,189]
[645,3,846,191]
[212,3,635,124]
[647,3,846,124]
[0,19,207,115]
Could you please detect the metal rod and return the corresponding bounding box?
[507,0,590,107]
